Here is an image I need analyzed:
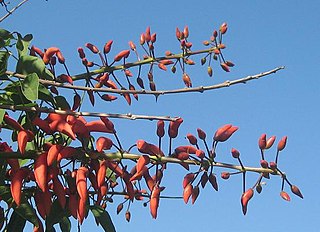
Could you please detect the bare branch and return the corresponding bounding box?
[0,104,180,121]
[5,66,284,96]
[0,0,29,23]
[72,47,227,81]
[0,150,280,175]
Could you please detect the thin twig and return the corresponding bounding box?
[72,47,221,81]
[0,104,179,121]
[0,0,29,23]
[5,66,285,96]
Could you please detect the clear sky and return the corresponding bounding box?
[1,0,320,231]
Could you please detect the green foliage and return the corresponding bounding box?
[22,73,39,101]
[59,216,72,232]
[0,186,39,230]
[0,28,12,48]
[90,205,116,232]
[54,95,71,110]
[16,55,45,77]
[16,33,33,57]
[15,200,39,227]
[0,51,9,76]
[38,83,56,105]
[46,200,69,230]
[7,211,26,232]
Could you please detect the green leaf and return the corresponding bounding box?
[43,67,55,80]
[0,93,13,104]
[6,211,26,232]
[59,217,71,232]
[38,83,56,104]
[16,33,33,57]
[0,29,12,48]
[0,160,7,185]
[18,156,31,167]
[21,73,39,101]
[46,226,57,232]
[54,95,70,110]
[46,199,66,228]
[0,108,5,124]
[0,185,12,203]
[90,205,116,232]
[0,29,12,40]
[15,199,39,227]
[0,51,9,76]
[16,55,45,76]
[106,168,117,183]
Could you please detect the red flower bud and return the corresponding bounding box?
[221,172,230,180]
[176,27,181,40]
[168,118,183,138]
[260,160,268,168]
[256,184,262,194]
[208,173,218,191]
[183,184,193,204]
[290,185,303,199]
[269,161,277,170]
[220,62,230,72]
[277,136,287,151]
[140,33,145,45]
[280,191,291,201]
[191,186,200,204]
[129,41,136,51]
[117,203,123,215]
[85,43,99,54]
[125,211,131,222]
[258,134,266,150]
[182,173,194,189]
[225,61,235,67]
[241,188,254,215]
[186,133,197,145]
[151,33,157,43]
[195,149,205,159]
[156,120,165,138]
[231,148,240,158]
[197,128,206,140]
[214,124,238,142]
[182,73,192,88]
[219,22,228,34]
[265,136,276,149]
[103,40,113,54]
[200,172,209,188]
[207,66,213,77]
[183,26,189,38]
[77,47,86,59]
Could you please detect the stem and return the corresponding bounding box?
[0,104,179,121]
[242,172,246,193]
[0,151,281,175]
[5,66,284,97]
[275,150,280,164]
[260,149,265,160]
[252,174,263,189]
[0,0,29,23]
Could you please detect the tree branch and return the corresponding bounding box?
[72,47,229,81]
[0,151,280,175]
[5,66,285,96]
[0,0,29,23]
[0,104,180,121]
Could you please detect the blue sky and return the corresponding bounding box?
[2,0,320,231]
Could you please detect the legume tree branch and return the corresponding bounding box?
[5,66,285,96]
[0,0,29,23]
[0,151,280,175]
[0,104,180,121]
